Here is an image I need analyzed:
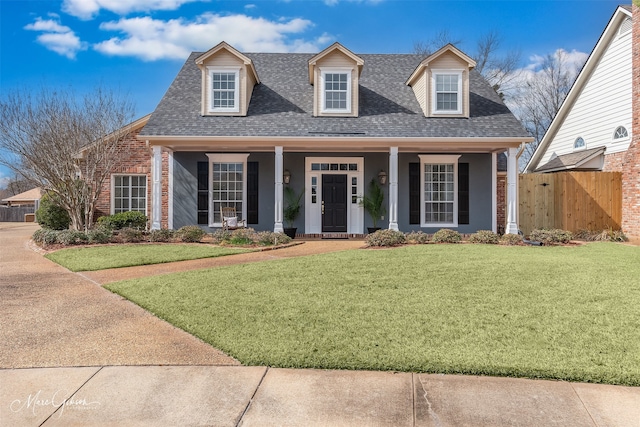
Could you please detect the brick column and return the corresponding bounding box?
[622,3,640,238]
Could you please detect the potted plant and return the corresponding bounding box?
[359,178,386,233]
[283,186,304,239]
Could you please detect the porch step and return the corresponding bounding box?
[298,233,365,240]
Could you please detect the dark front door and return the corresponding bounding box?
[322,174,347,232]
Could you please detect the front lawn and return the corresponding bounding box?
[106,242,640,385]
[46,244,253,271]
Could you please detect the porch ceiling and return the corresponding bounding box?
[140,136,528,153]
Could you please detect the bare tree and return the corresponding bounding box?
[0,87,135,230]
[413,30,462,56]
[509,50,582,166]
[1,173,33,195]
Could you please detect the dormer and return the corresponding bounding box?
[308,43,364,117]
[195,42,260,116]
[406,44,476,118]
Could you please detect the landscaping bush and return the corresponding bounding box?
[177,225,206,243]
[499,233,524,246]
[31,229,47,245]
[575,228,628,242]
[149,229,174,242]
[529,228,573,245]
[431,228,462,243]
[468,230,499,244]
[57,230,89,245]
[36,194,71,230]
[97,211,147,230]
[229,228,258,245]
[365,229,406,247]
[119,227,144,243]
[211,229,232,244]
[405,231,431,244]
[87,227,112,244]
[256,231,292,246]
[42,230,61,246]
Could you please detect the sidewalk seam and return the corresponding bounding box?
[411,373,416,427]
[235,366,269,427]
[569,383,600,427]
[38,366,104,427]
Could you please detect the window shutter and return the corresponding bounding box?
[458,163,469,225]
[409,162,420,224]
[247,162,259,224]
[197,162,208,225]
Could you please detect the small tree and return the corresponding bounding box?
[0,87,135,231]
[359,179,386,229]
[283,186,304,228]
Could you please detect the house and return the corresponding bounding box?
[525,4,640,238]
[1,187,43,207]
[99,42,532,236]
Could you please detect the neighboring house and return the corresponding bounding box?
[525,5,634,174]
[525,4,640,238]
[1,187,43,207]
[100,42,532,235]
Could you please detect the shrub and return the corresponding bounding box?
[365,229,406,247]
[149,229,174,242]
[177,225,206,243]
[57,230,89,245]
[256,231,292,246]
[87,227,112,244]
[405,231,431,244]
[98,211,147,230]
[432,228,462,243]
[36,194,71,230]
[211,229,232,244]
[119,227,144,243]
[32,229,47,245]
[575,229,628,242]
[499,233,524,246]
[529,228,573,245]
[229,228,258,245]
[468,230,499,244]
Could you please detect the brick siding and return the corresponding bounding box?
[622,4,640,237]
[496,173,506,234]
[603,152,626,172]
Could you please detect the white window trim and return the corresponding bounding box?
[573,136,586,151]
[207,67,240,113]
[431,70,463,115]
[320,68,352,114]
[611,126,630,143]
[419,154,461,228]
[206,153,249,227]
[111,174,148,216]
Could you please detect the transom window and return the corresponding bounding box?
[614,126,629,140]
[208,68,239,113]
[433,71,462,114]
[207,153,249,226]
[113,175,146,214]
[419,155,460,227]
[311,162,358,171]
[321,69,352,113]
[574,137,586,150]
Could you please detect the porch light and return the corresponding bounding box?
[378,170,387,185]
[283,169,291,184]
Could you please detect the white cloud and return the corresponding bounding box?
[24,17,87,59]
[62,0,204,20]
[244,4,257,10]
[94,13,330,60]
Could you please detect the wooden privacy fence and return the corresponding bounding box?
[518,171,622,235]
[0,206,36,222]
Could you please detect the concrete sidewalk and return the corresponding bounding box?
[2,222,640,426]
[2,366,640,426]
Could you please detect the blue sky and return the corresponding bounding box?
[0,0,628,186]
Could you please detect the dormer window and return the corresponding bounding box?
[209,68,240,113]
[321,69,352,113]
[574,137,586,150]
[433,71,462,114]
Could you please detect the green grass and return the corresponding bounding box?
[46,244,253,271]
[105,243,640,385]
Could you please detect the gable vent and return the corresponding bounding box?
[619,18,632,36]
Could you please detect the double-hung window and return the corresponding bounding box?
[433,71,463,114]
[209,68,240,113]
[112,175,147,214]
[321,69,351,113]
[419,155,460,227]
[206,153,249,226]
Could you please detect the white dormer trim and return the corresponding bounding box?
[308,42,364,85]
[431,70,464,115]
[207,67,241,114]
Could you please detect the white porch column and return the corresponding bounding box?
[388,147,399,231]
[505,147,519,235]
[274,146,284,233]
[491,152,497,233]
[167,149,174,230]
[151,145,162,230]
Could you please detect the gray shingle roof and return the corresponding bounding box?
[141,52,529,139]
[535,147,605,172]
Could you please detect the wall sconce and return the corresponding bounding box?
[378,170,387,185]
[283,169,291,185]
